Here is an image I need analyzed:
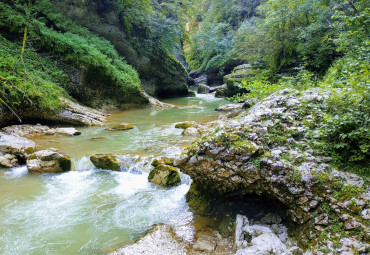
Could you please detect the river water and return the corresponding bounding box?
[0,94,231,255]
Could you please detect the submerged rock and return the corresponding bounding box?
[0,134,36,163]
[175,121,195,129]
[106,123,134,131]
[112,225,187,255]
[27,150,71,174]
[90,154,120,171]
[148,164,181,187]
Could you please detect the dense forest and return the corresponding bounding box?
[1,0,368,175]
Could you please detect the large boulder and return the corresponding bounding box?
[0,134,36,162]
[215,64,253,98]
[90,154,120,171]
[148,164,181,187]
[27,150,71,174]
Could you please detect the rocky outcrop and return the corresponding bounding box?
[0,98,106,127]
[90,154,121,171]
[148,164,181,187]
[176,89,369,252]
[0,134,36,167]
[27,149,71,174]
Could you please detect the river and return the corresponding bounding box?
[0,93,231,255]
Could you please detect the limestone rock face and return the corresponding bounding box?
[90,154,120,171]
[0,134,36,162]
[0,98,106,127]
[148,164,181,187]
[55,98,106,126]
[177,89,369,251]
[27,150,71,174]
[112,225,187,255]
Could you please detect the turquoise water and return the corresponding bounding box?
[0,93,230,254]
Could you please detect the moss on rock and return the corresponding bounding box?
[175,122,194,129]
[106,123,134,131]
[185,182,213,215]
[148,164,181,187]
[90,154,120,171]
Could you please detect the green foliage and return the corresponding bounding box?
[117,0,183,56]
[0,34,67,112]
[0,0,147,111]
[185,0,260,71]
[230,79,280,102]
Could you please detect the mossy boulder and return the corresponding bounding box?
[223,64,254,86]
[106,123,134,131]
[151,157,174,167]
[27,150,71,174]
[215,64,253,98]
[148,164,181,187]
[175,122,194,129]
[90,154,120,171]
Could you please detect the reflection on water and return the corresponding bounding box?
[0,94,231,254]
